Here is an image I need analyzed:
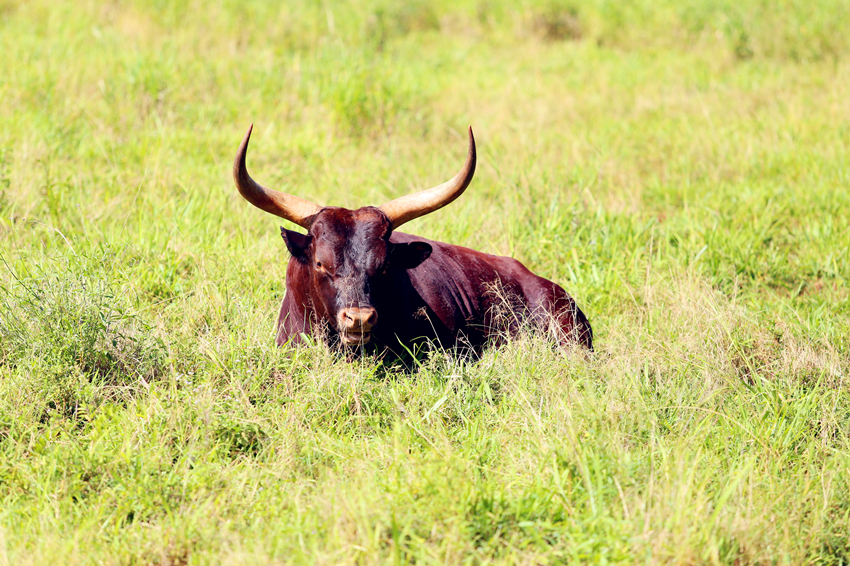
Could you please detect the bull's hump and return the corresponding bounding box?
[388,231,424,244]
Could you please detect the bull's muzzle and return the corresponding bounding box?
[338,307,378,346]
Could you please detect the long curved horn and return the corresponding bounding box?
[233,124,322,229]
[379,126,476,230]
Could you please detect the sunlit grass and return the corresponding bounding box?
[1,0,849,564]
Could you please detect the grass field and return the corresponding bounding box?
[1,0,850,563]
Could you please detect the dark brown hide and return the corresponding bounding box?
[276,206,592,356]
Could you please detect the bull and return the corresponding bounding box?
[233,124,592,357]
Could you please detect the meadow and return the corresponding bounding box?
[1,0,849,563]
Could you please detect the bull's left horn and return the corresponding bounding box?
[378,126,476,230]
[233,124,322,229]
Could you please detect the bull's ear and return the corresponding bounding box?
[280,228,313,261]
[389,241,432,269]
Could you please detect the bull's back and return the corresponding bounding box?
[389,232,592,349]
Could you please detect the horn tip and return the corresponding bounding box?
[239,124,255,148]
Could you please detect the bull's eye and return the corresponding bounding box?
[316,261,332,276]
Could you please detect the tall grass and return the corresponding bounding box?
[1,0,849,563]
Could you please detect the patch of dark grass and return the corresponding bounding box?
[529,1,582,42]
[214,418,267,459]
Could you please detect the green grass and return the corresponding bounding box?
[1,0,849,563]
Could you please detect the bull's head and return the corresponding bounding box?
[233,124,476,346]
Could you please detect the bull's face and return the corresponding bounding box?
[281,207,431,346]
[232,123,475,346]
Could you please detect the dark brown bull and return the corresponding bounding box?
[233,124,592,357]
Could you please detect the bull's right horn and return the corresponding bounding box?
[233,124,322,229]
[378,126,476,230]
